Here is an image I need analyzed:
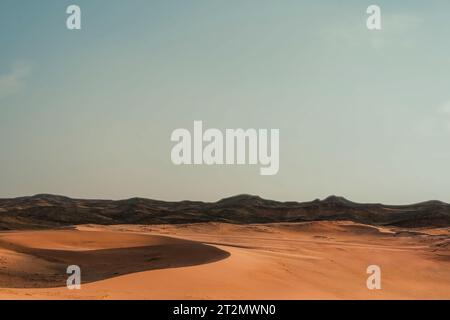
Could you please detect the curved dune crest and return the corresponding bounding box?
[0,222,449,299]
[0,230,230,288]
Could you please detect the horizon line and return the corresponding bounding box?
[1,193,448,207]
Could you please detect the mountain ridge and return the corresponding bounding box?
[0,194,449,230]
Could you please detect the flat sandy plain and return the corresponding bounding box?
[0,221,449,299]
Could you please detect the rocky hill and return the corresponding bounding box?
[0,194,449,230]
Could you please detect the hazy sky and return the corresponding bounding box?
[1,0,450,203]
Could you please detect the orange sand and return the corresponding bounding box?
[0,221,448,300]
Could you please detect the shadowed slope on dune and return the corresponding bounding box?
[0,230,230,288]
[0,223,448,299]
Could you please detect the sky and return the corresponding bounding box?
[1,0,450,203]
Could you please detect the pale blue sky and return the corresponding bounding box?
[1,1,450,203]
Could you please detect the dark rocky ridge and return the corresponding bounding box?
[0,194,449,230]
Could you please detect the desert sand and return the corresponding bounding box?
[0,221,449,300]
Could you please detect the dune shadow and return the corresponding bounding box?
[0,235,230,289]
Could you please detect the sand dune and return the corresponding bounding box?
[0,221,449,300]
[0,230,229,289]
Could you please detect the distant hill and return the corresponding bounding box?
[0,194,449,230]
